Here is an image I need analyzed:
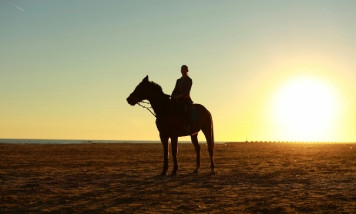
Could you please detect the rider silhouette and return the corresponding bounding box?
[171,65,193,133]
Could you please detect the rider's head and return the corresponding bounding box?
[181,65,189,76]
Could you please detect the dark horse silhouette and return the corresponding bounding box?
[127,76,215,176]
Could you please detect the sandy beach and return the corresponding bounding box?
[0,142,355,213]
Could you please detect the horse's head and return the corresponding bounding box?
[127,75,150,106]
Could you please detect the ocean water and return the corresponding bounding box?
[0,139,162,144]
[0,139,222,144]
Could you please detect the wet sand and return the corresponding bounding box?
[0,142,355,213]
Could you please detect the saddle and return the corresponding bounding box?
[172,99,197,135]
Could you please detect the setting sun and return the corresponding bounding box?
[271,75,340,142]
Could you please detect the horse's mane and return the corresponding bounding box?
[149,81,163,94]
[149,81,171,99]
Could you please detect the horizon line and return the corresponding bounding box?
[0,138,355,144]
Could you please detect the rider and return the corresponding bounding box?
[171,65,193,133]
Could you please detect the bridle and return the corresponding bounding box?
[137,100,156,118]
[137,94,172,118]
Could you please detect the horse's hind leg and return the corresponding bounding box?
[191,134,200,174]
[202,125,215,174]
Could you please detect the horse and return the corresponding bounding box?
[127,75,215,176]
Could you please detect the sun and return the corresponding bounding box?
[271,76,339,142]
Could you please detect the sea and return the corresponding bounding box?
[0,139,162,144]
[0,139,352,144]
[0,139,220,144]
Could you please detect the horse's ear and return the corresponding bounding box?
[143,75,149,82]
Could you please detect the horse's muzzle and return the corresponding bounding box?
[126,96,136,106]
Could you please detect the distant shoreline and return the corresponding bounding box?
[0,139,354,145]
[0,139,227,145]
[0,139,161,145]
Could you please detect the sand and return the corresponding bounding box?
[0,142,355,213]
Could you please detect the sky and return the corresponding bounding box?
[1,0,356,142]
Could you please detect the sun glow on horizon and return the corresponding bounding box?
[270,75,341,142]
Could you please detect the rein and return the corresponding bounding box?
[137,100,156,117]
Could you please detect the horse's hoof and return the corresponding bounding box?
[170,172,177,176]
[160,172,167,177]
[193,169,199,174]
[210,169,216,175]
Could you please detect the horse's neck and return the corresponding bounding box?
[149,94,170,117]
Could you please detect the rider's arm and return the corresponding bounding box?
[171,79,179,97]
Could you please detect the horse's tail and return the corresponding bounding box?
[210,113,215,150]
[197,104,214,150]
[207,110,215,172]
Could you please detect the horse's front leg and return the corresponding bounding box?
[160,134,169,176]
[170,136,178,176]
